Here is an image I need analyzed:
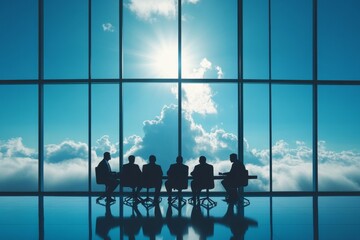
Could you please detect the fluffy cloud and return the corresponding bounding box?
[126,0,201,22]
[127,0,177,21]
[102,23,115,32]
[1,136,360,192]
[182,83,217,115]
[45,140,88,163]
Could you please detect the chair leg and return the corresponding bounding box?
[199,189,217,210]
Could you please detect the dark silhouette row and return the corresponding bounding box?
[96,152,248,205]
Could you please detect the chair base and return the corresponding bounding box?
[169,196,187,211]
[199,196,217,210]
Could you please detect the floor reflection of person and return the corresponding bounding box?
[191,204,214,239]
[166,204,189,240]
[142,203,163,240]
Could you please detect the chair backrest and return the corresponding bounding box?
[95,166,106,184]
[142,164,162,188]
[169,165,189,190]
[237,170,248,187]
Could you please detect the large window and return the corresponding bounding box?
[0,0,359,194]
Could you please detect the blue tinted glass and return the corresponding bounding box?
[91,84,119,191]
[273,197,313,239]
[0,197,38,239]
[44,197,88,239]
[123,0,178,78]
[44,0,88,79]
[0,85,38,191]
[92,0,119,79]
[244,83,269,191]
[44,85,88,191]
[271,0,312,80]
[123,83,178,172]
[0,0,38,80]
[243,0,269,79]
[318,0,360,80]
[182,0,237,79]
[318,86,360,191]
[319,197,360,239]
[182,83,238,190]
[272,85,313,191]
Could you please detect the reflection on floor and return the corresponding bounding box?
[0,196,359,240]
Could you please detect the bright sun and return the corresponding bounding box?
[151,39,178,78]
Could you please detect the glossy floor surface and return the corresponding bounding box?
[0,196,359,240]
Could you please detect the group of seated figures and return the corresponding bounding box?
[96,152,248,205]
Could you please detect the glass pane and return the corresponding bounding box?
[244,84,269,191]
[44,0,88,79]
[272,85,313,191]
[318,86,360,191]
[0,0,38,80]
[91,84,119,191]
[182,0,237,79]
[271,0,312,80]
[123,83,178,178]
[319,197,360,239]
[243,0,269,79]
[318,0,360,80]
[123,0,178,78]
[182,83,238,190]
[273,197,313,239]
[0,197,38,238]
[0,85,38,191]
[91,0,119,79]
[44,85,88,191]
[44,197,88,239]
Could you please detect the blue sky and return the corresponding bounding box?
[1,0,360,192]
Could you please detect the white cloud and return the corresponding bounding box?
[102,23,115,32]
[216,66,223,79]
[127,0,177,21]
[182,83,217,115]
[183,0,200,4]
[45,140,88,163]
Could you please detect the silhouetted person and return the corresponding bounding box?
[97,152,120,203]
[191,156,214,203]
[165,156,189,202]
[120,155,142,194]
[138,155,163,203]
[219,153,247,203]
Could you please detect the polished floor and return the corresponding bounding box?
[0,196,359,240]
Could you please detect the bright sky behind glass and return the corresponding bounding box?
[0,0,360,192]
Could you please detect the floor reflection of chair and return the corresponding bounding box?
[123,187,140,208]
[141,187,162,211]
[169,189,187,212]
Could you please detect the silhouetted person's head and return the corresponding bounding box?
[230,153,237,163]
[176,156,183,164]
[104,152,111,161]
[149,155,156,164]
[128,155,135,164]
[199,156,206,164]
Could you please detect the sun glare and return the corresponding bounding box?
[151,40,178,78]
